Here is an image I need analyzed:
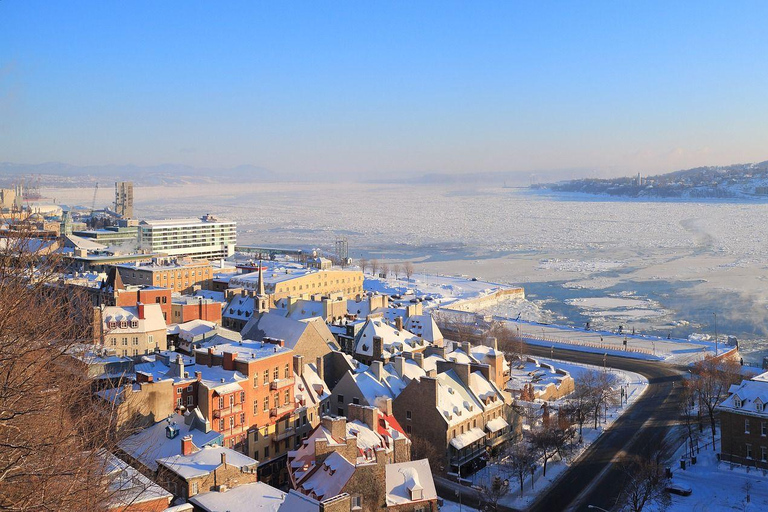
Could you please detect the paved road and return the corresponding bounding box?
[524,343,685,512]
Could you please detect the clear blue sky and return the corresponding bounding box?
[1,1,767,178]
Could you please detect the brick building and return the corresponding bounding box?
[171,295,223,324]
[116,258,214,294]
[718,372,768,468]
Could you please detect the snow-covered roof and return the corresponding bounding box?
[223,295,255,322]
[199,339,291,363]
[101,452,172,509]
[436,370,484,426]
[404,314,443,343]
[188,482,287,512]
[353,318,427,358]
[449,427,486,449]
[485,417,509,433]
[102,303,166,333]
[471,344,510,373]
[156,445,257,479]
[297,451,355,501]
[718,373,768,418]
[506,357,571,395]
[242,312,312,349]
[117,412,222,471]
[173,319,218,341]
[385,459,437,507]
[295,363,330,408]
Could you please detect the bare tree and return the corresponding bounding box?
[0,220,141,510]
[404,261,414,282]
[393,263,402,280]
[488,322,524,360]
[480,475,508,511]
[358,257,368,274]
[370,258,380,277]
[690,355,741,446]
[529,422,575,477]
[575,369,621,429]
[617,449,671,512]
[504,441,536,497]
[380,262,389,279]
[679,379,701,458]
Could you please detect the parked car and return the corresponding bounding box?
[665,484,692,496]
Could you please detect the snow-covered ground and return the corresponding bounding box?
[363,271,513,310]
[465,359,648,510]
[667,433,768,511]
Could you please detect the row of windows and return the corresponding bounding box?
[253,365,291,387]
[108,336,141,346]
[744,418,768,436]
[744,443,768,461]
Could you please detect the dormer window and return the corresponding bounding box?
[130,320,138,328]
[108,321,117,330]
[734,398,742,408]
[120,320,127,329]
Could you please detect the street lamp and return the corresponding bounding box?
[550,345,554,359]
[541,328,545,341]
[713,312,718,356]
[603,353,607,370]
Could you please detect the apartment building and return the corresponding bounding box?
[96,303,167,357]
[138,215,236,260]
[393,361,515,475]
[171,295,223,324]
[116,258,213,294]
[718,372,768,468]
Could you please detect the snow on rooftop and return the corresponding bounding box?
[298,451,355,501]
[157,445,257,479]
[385,459,437,507]
[188,481,286,512]
[449,427,486,449]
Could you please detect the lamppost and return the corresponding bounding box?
[603,353,607,370]
[713,312,718,356]
[541,328,545,341]
[550,345,554,359]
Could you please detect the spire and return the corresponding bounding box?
[257,259,265,296]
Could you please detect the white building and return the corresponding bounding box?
[138,215,236,260]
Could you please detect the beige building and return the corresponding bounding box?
[229,267,364,302]
[96,303,168,357]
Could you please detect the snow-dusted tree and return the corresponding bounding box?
[504,441,536,497]
[393,263,402,280]
[380,262,389,278]
[358,257,368,274]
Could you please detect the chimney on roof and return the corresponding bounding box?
[223,351,236,371]
[394,356,405,377]
[181,435,194,456]
[195,371,202,381]
[316,356,324,382]
[395,316,403,331]
[487,337,498,351]
[220,452,227,469]
[380,397,393,416]
[461,341,471,355]
[137,301,145,320]
[373,336,383,360]
[207,347,214,368]
[413,352,424,369]
[294,354,304,378]
[371,360,383,382]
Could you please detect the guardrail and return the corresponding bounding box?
[521,331,656,356]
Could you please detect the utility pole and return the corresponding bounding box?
[713,312,718,356]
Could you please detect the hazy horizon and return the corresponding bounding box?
[2,2,768,180]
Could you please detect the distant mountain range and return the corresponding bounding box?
[535,161,768,199]
[0,162,276,188]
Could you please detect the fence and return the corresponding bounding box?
[520,330,656,356]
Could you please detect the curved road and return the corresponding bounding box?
[524,343,685,512]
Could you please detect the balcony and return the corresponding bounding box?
[270,404,294,418]
[486,430,515,448]
[213,403,243,418]
[270,377,295,390]
[272,427,295,443]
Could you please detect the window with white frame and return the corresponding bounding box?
[746,419,751,434]
[747,443,753,459]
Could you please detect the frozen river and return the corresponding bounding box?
[48,182,768,362]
